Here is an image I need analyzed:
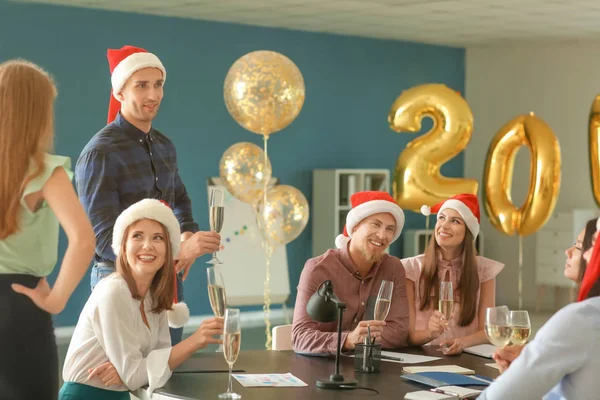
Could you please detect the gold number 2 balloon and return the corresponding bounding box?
[589,95,600,207]
[483,113,561,236]
[388,84,478,212]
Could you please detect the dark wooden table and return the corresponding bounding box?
[133,347,499,400]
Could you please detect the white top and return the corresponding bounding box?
[62,274,172,393]
[478,296,600,400]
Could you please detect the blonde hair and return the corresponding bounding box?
[117,222,176,314]
[0,60,57,239]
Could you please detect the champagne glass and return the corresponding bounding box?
[438,281,453,350]
[509,310,531,345]
[484,306,512,348]
[207,188,225,265]
[374,280,393,322]
[207,266,227,352]
[220,308,241,400]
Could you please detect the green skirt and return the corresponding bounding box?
[58,382,130,400]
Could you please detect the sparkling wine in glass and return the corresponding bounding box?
[374,280,393,322]
[484,306,512,348]
[207,188,225,265]
[219,308,241,400]
[207,266,227,352]
[510,310,531,345]
[438,280,454,350]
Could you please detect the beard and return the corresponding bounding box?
[359,240,386,264]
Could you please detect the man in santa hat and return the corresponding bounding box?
[292,191,410,354]
[75,45,220,345]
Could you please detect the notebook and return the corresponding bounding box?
[463,344,496,359]
[401,372,493,387]
[403,365,475,375]
[404,386,482,399]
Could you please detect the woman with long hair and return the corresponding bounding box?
[60,199,223,399]
[402,194,504,355]
[0,59,95,399]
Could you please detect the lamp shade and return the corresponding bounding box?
[306,280,339,323]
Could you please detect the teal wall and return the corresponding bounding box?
[0,0,465,326]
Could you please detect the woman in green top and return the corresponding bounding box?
[0,60,96,400]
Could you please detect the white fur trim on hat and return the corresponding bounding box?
[439,199,479,239]
[111,52,166,95]
[168,302,190,328]
[420,205,431,216]
[335,234,350,249]
[344,200,405,245]
[112,199,181,257]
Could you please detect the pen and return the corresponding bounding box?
[380,354,404,362]
[430,388,460,398]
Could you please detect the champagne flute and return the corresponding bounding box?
[509,310,531,345]
[207,188,225,265]
[219,308,241,400]
[374,280,393,322]
[438,281,453,351]
[207,266,227,352]
[484,306,512,348]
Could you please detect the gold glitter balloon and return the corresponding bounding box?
[224,50,305,135]
[219,142,272,204]
[257,185,309,246]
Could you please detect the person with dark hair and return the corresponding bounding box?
[564,217,597,284]
[478,219,600,399]
[402,194,504,355]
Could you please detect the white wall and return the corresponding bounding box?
[466,41,600,310]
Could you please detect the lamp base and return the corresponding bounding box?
[316,378,358,389]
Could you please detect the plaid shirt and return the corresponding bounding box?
[75,112,199,265]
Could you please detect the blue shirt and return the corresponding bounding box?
[478,296,600,400]
[75,113,199,265]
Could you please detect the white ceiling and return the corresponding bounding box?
[11,0,600,46]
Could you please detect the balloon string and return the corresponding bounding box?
[262,134,273,350]
[518,235,523,309]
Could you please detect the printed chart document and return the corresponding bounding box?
[232,373,307,387]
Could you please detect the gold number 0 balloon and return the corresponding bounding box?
[589,95,600,207]
[388,84,478,212]
[483,113,561,236]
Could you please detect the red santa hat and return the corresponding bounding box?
[112,199,189,328]
[335,191,405,249]
[106,45,166,124]
[420,193,481,240]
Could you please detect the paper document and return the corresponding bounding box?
[232,373,308,387]
[463,344,495,359]
[353,351,441,364]
[485,363,501,370]
[403,365,475,375]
